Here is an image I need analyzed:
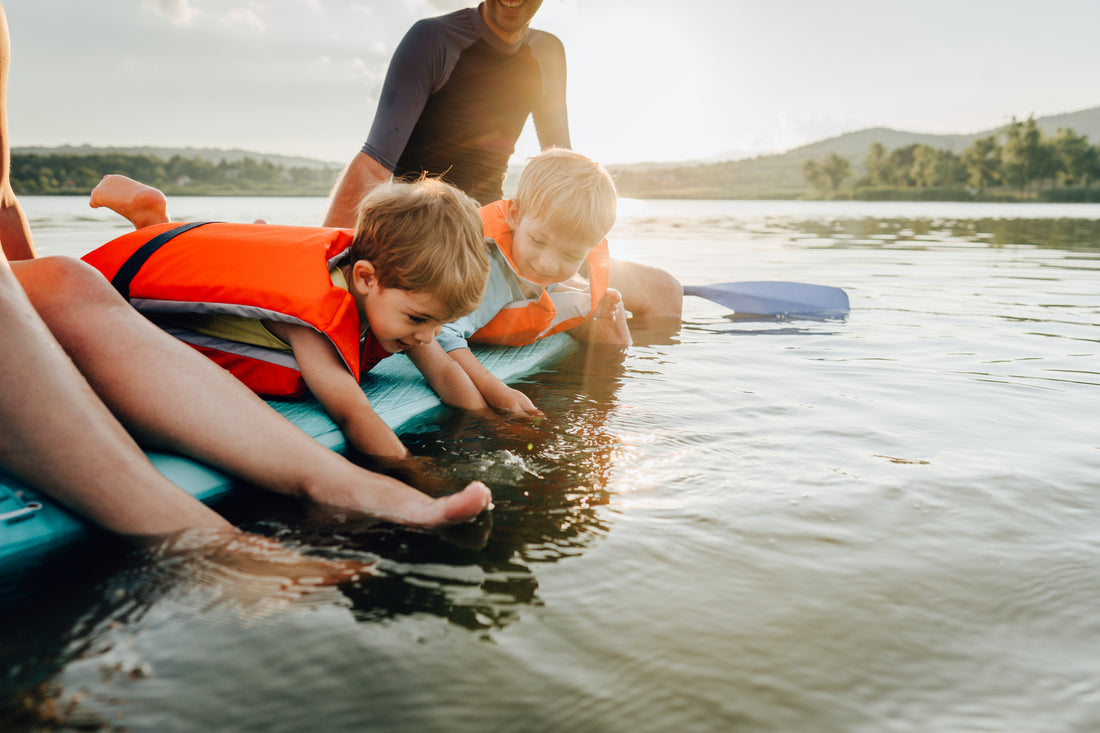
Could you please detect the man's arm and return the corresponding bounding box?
[271,320,408,459]
[324,19,448,228]
[529,31,570,151]
[322,152,392,228]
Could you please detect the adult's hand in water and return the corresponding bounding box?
[573,288,633,346]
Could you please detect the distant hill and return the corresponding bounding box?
[611,105,1100,199]
[20,105,1100,199]
[13,144,342,171]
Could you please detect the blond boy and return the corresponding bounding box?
[85,175,490,459]
[409,148,631,414]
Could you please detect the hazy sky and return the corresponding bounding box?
[5,0,1100,166]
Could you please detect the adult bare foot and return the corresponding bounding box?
[89,174,170,229]
[162,527,372,587]
[312,475,493,528]
[435,481,494,524]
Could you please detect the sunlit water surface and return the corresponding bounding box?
[3,196,1099,732]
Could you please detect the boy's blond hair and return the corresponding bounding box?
[352,178,489,320]
[513,148,617,246]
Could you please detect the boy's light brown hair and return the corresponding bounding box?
[514,148,617,247]
[352,177,489,320]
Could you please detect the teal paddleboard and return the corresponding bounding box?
[0,334,574,563]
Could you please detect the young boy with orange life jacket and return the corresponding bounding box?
[406,148,632,415]
[83,175,491,461]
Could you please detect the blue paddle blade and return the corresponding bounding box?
[683,281,850,317]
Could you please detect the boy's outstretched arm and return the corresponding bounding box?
[269,321,408,460]
[448,347,542,416]
[406,341,489,411]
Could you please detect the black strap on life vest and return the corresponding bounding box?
[110,221,214,299]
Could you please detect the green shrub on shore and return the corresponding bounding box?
[11,152,340,197]
[802,116,1100,202]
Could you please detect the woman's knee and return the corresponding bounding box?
[14,255,111,294]
[11,256,120,315]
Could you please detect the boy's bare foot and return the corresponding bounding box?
[89,174,170,229]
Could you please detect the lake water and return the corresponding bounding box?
[4,196,1100,732]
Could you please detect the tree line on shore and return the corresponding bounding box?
[802,116,1100,201]
[10,152,341,196]
[16,116,1100,202]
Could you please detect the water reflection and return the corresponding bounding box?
[612,201,1100,253]
[758,215,1100,251]
[200,343,632,636]
[682,311,849,337]
[1,540,135,705]
[1,531,358,726]
[353,345,625,633]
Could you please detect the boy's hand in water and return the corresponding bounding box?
[483,381,542,416]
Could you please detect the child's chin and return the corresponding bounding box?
[522,272,554,286]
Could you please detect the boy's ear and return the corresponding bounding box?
[505,201,522,231]
[350,259,377,293]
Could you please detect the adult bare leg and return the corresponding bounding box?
[608,258,684,318]
[0,259,233,536]
[13,257,491,527]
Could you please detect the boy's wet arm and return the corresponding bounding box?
[310,371,408,460]
[449,348,541,416]
[407,342,488,411]
[280,323,409,459]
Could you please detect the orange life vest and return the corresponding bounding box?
[470,200,610,346]
[82,221,373,398]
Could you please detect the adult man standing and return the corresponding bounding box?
[324,0,682,318]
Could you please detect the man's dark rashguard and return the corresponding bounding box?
[361,7,570,205]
